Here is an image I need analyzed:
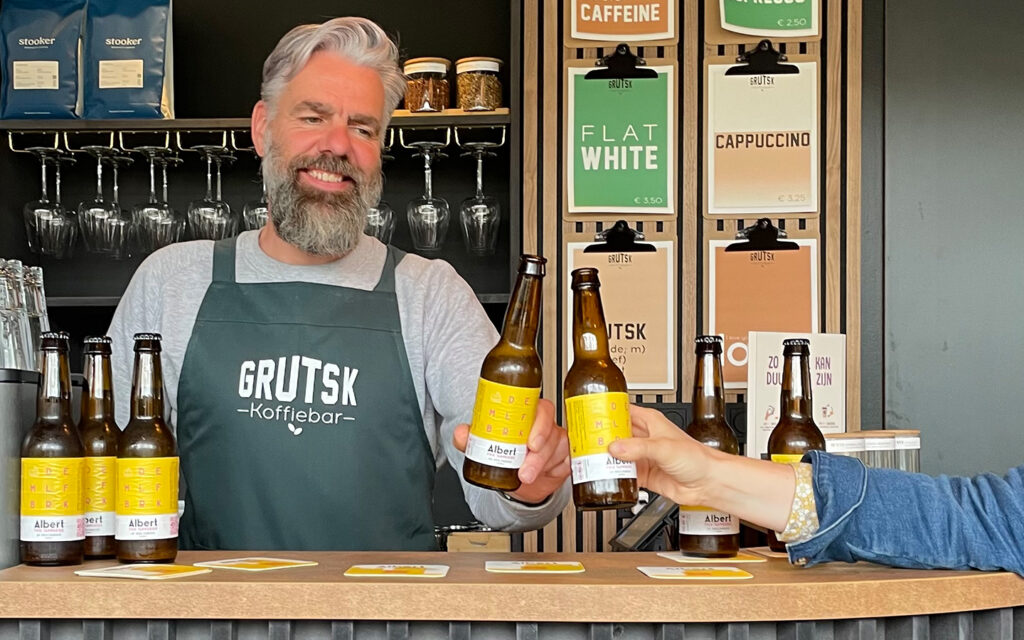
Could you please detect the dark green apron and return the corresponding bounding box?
[176,237,437,550]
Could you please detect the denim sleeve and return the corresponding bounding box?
[786,450,1024,575]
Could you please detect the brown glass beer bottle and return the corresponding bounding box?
[116,333,178,563]
[463,255,546,491]
[679,336,740,557]
[766,338,825,552]
[20,331,85,566]
[564,267,638,510]
[78,336,119,558]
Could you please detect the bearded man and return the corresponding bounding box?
[106,16,570,551]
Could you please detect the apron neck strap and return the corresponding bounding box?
[212,237,239,283]
[373,245,405,294]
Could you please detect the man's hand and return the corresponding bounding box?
[453,398,570,505]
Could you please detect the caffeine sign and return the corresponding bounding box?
[569,0,675,42]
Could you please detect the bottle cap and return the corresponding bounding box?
[83,336,113,354]
[694,335,723,354]
[133,332,163,352]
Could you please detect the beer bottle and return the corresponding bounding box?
[463,255,546,491]
[679,335,740,557]
[116,333,178,563]
[564,267,637,510]
[20,331,84,566]
[766,338,825,552]
[78,336,118,558]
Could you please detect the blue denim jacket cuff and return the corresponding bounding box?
[786,450,868,566]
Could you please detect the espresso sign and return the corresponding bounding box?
[566,241,675,391]
[570,0,675,42]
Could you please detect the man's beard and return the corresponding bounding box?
[261,144,382,257]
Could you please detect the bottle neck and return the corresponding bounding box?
[692,352,726,420]
[130,351,165,420]
[37,350,72,423]
[779,352,813,419]
[571,287,611,360]
[501,273,542,349]
[81,353,115,421]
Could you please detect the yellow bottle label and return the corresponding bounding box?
[771,454,805,465]
[564,392,636,484]
[465,378,541,469]
[20,457,85,542]
[84,456,116,536]
[115,457,179,541]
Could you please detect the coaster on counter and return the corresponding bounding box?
[193,557,319,571]
[343,564,449,578]
[75,564,212,580]
[747,546,790,559]
[485,561,585,574]
[637,566,753,580]
[657,551,766,564]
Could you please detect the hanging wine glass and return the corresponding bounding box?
[406,141,450,254]
[242,165,269,231]
[188,145,237,241]
[458,142,501,256]
[364,129,395,244]
[99,153,135,260]
[77,145,119,255]
[131,146,184,254]
[23,147,77,259]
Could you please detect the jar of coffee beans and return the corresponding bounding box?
[403,57,450,112]
[455,57,503,111]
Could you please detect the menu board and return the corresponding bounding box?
[567,64,676,215]
[719,0,819,38]
[707,238,818,388]
[566,241,676,391]
[706,60,818,216]
[745,331,846,460]
[567,0,676,43]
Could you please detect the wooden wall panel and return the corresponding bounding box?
[524,0,863,551]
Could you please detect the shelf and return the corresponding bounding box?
[48,293,510,308]
[0,109,511,133]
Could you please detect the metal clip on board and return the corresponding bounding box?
[725,39,799,76]
[584,44,659,80]
[724,218,799,252]
[584,220,656,253]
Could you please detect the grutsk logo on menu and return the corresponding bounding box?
[571,0,675,42]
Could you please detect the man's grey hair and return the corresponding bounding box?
[260,16,404,125]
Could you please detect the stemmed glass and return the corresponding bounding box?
[458,142,501,256]
[188,145,237,240]
[23,147,77,259]
[131,146,184,254]
[242,161,269,231]
[77,145,119,255]
[406,141,450,254]
[102,154,135,260]
[364,129,395,243]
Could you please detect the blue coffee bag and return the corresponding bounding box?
[0,0,86,119]
[83,0,174,119]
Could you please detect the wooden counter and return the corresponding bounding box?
[1,551,1022,623]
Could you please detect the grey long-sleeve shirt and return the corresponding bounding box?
[106,230,569,532]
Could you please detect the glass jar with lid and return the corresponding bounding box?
[403,57,450,112]
[456,57,503,111]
